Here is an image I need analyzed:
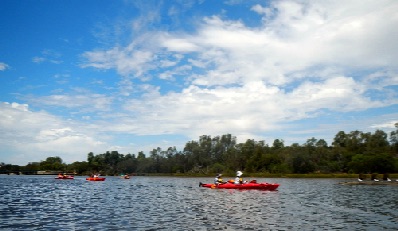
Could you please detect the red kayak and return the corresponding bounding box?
[200,180,279,190]
[86,177,106,181]
[55,175,74,180]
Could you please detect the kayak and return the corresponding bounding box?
[199,180,279,190]
[120,174,130,179]
[55,175,74,180]
[86,177,106,181]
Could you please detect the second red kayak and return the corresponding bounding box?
[86,177,106,181]
[200,181,279,190]
[55,175,74,180]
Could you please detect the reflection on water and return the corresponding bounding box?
[1,176,397,230]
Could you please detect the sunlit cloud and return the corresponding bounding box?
[77,1,398,145]
[0,62,9,71]
[0,102,111,164]
[2,0,398,165]
[370,121,398,129]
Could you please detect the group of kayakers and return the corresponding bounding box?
[214,170,246,185]
[58,173,65,178]
[57,173,72,178]
[55,172,74,179]
[88,173,130,179]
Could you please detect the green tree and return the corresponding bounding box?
[40,156,65,171]
[117,154,137,174]
[272,139,284,150]
[348,154,369,173]
[366,130,389,154]
[67,161,89,174]
[292,153,316,174]
[333,131,348,148]
[390,123,398,153]
[23,162,40,174]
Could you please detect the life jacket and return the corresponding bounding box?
[214,177,223,184]
[235,177,243,184]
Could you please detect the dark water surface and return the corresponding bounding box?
[1,175,397,230]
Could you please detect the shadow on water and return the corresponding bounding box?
[1,176,397,230]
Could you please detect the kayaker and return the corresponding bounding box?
[214,173,223,185]
[235,171,243,184]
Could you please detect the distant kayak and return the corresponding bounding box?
[55,175,74,180]
[86,177,106,181]
[199,180,279,190]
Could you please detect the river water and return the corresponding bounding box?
[0,175,397,230]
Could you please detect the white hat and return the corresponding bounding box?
[236,171,243,177]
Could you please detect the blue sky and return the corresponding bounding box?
[1,0,397,165]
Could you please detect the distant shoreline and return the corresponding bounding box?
[171,173,398,179]
[2,172,398,179]
[339,181,398,186]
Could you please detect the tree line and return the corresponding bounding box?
[2,124,398,176]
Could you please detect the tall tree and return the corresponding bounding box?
[40,156,65,171]
[390,123,398,153]
[333,131,348,148]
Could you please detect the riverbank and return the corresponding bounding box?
[167,173,398,179]
[339,181,398,186]
[3,172,398,179]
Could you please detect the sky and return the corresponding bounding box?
[1,0,397,165]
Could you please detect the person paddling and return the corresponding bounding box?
[214,173,223,185]
[235,171,243,184]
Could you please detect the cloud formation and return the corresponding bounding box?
[81,0,398,137]
[0,62,9,71]
[0,102,109,164]
[1,0,397,165]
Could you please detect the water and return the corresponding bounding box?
[1,176,397,231]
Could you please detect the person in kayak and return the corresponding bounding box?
[235,171,243,184]
[214,173,223,185]
[90,173,99,178]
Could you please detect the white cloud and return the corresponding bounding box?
[162,37,200,52]
[32,49,63,64]
[26,92,114,112]
[32,57,46,63]
[251,4,270,15]
[82,46,155,78]
[0,62,9,71]
[5,0,398,164]
[0,102,110,164]
[117,77,371,138]
[77,0,398,147]
[287,76,385,112]
[370,121,398,129]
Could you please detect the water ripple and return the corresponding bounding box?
[1,176,397,230]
